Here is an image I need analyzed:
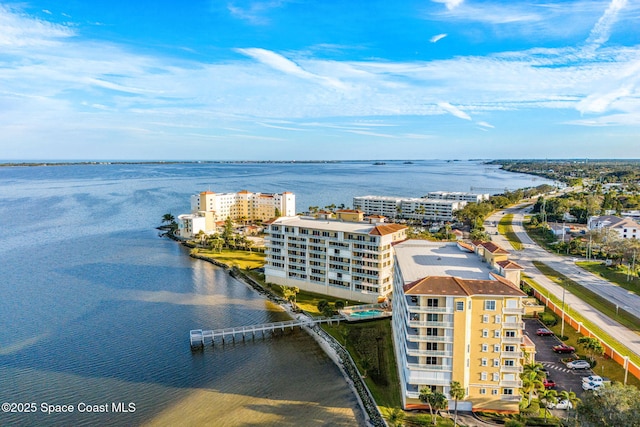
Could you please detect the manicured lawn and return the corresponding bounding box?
[194,248,266,269]
[577,261,640,297]
[323,319,403,411]
[498,213,524,250]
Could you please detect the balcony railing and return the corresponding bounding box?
[408,320,454,328]
[503,307,525,315]
[500,365,524,373]
[406,363,453,371]
[502,322,525,329]
[407,306,454,314]
[500,395,522,402]
[405,347,451,358]
[501,351,524,359]
[500,380,523,388]
[406,334,454,343]
[501,336,524,345]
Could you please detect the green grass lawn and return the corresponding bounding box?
[194,248,266,269]
[577,261,640,297]
[322,319,402,411]
[498,213,524,250]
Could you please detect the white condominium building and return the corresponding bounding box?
[353,195,466,222]
[190,190,296,222]
[392,240,526,413]
[426,191,490,204]
[264,216,407,303]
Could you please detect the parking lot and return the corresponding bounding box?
[523,318,593,397]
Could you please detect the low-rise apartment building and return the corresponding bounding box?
[392,240,527,413]
[264,216,407,303]
[353,195,466,222]
[426,191,490,204]
[588,215,640,240]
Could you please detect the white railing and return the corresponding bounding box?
[501,351,524,359]
[408,320,454,328]
[406,335,454,343]
[501,336,524,345]
[500,365,524,373]
[502,322,525,329]
[503,307,525,315]
[406,363,453,372]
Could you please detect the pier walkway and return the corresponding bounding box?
[190,315,344,349]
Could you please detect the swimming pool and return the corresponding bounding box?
[349,309,384,318]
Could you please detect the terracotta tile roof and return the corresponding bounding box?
[496,260,525,270]
[238,190,251,194]
[478,241,510,254]
[489,272,522,292]
[457,241,475,252]
[336,209,364,213]
[200,190,215,194]
[404,275,525,297]
[263,218,278,225]
[369,223,407,236]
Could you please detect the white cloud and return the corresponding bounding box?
[0,4,74,47]
[432,0,464,11]
[585,0,628,49]
[477,121,495,128]
[438,102,472,120]
[430,33,448,43]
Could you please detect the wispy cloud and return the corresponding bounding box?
[430,33,447,43]
[0,4,74,47]
[585,0,628,49]
[438,102,472,120]
[477,121,495,128]
[432,0,464,11]
[227,0,288,25]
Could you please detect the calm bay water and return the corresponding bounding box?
[0,160,551,426]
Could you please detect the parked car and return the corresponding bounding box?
[548,399,574,410]
[582,375,603,384]
[536,328,553,336]
[543,378,556,389]
[583,381,603,391]
[553,344,575,354]
[567,360,591,369]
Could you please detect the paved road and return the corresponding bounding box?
[484,205,640,361]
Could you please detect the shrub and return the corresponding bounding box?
[540,312,558,326]
[334,300,345,310]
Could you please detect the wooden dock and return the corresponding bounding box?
[190,315,343,350]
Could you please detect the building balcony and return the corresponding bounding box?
[502,322,525,329]
[501,336,524,345]
[501,351,523,359]
[500,380,523,388]
[500,395,521,402]
[406,363,452,372]
[500,365,524,374]
[408,320,454,329]
[407,305,453,314]
[502,307,525,315]
[405,345,451,358]
[406,334,454,344]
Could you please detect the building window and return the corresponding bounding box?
[493,359,500,367]
[427,298,439,307]
[493,373,499,382]
[427,313,439,322]
[485,300,496,311]
[505,345,515,352]
[505,330,516,338]
[425,357,438,365]
[480,372,487,381]
[504,388,514,395]
[495,315,501,324]
[492,389,498,395]
[494,330,501,338]
[480,388,486,395]
[482,315,489,323]
[456,301,464,311]
[426,328,438,336]
[482,329,488,338]
[481,344,488,352]
[504,360,515,367]
[481,358,487,367]
[494,345,500,353]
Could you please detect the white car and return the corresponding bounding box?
[582,381,603,391]
[547,399,574,410]
[567,360,590,369]
[582,375,603,384]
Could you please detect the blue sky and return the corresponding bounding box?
[1,0,639,160]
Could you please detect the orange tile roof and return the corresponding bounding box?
[496,260,525,270]
[479,241,510,254]
[336,209,364,213]
[404,275,525,296]
[369,223,407,236]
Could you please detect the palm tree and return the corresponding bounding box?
[558,390,581,422]
[577,337,604,363]
[538,388,558,422]
[383,407,405,427]
[429,391,448,425]
[162,213,175,224]
[449,381,466,427]
[419,387,436,421]
[521,370,544,407]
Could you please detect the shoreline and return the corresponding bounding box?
[170,235,384,426]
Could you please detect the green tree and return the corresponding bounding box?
[577,337,604,363]
[383,407,405,427]
[334,300,345,310]
[558,390,581,423]
[280,286,300,310]
[578,383,640,426]
[521,369,545,407]
[223,217,234,247]
[538,388,558,423]
[317,299,329,313]
[449,380,466,427]
[419,387,436,422]
[162,213,175,224]
[428,391,448,425]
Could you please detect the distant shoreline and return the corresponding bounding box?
[1,159,450,167]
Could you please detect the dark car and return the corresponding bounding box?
[543,378,556,389]
[552,344,575,354]
[536,328,553,336]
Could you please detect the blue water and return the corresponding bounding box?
[0,160,551,426]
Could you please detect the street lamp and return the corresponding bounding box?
[560,281,566,338]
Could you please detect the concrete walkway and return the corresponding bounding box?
[484,205,640,361]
